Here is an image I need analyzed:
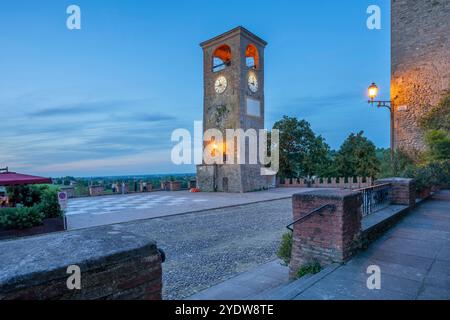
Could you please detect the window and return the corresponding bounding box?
[246,98,261,117]
[212,45,232,72]
[246,44,259,69]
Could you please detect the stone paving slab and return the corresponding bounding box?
[186,260,289,300]
[66,188,315,230]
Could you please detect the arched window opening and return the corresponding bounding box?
[213,45,232,72]
[246,44,259,69]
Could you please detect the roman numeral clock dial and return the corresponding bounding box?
[248,73,258,93]
[215,76,227,94]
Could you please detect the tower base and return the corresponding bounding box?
[197,164,269,193]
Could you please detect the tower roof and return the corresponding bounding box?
[200,26,268,48]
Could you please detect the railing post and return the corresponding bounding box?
[375,178,416,207]
[290,189,362,279]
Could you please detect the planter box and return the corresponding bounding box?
[0,216,66,241]
[89,185,104,197]
[139,183,153,192]
[161,181,170,191]
[419,188,432,199]
[169,181,181,191]
[61,187,75,198]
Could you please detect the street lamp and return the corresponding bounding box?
[367,82,391,110]
[367,82,394,156]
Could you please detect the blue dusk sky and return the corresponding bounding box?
[0,0,390,177]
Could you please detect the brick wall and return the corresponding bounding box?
[392,0,450,152]
[169,181,181,191]
[376,177,416,207]
[0,224,163,300]
[290,190,362,278]
[89,185,104,197]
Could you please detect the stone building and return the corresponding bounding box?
[196,27,269,193]
[391,0,450,152]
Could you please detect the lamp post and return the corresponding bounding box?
[367,83,394,158]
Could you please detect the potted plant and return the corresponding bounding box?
[414,166,433,199]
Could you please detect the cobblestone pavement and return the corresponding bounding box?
[125,198,293,300]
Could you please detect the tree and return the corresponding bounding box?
[334,131,380,178]
[424,130,450,161]
[273,116,331,178]
[377,148,416,178]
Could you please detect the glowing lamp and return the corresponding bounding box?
[368,82,379,101]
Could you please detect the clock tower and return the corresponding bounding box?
[197,27,269,193]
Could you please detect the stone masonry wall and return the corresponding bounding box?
[392,0,450,152]
[0,224,163,300]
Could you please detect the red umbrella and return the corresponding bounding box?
[0,168,52,186]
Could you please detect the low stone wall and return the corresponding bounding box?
[280,177,373,189]
[0,224,163,300]
[289,177,417,278]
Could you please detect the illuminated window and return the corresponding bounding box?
[212,45,232,72]
[246,44,259,69]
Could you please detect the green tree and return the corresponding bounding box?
[425,129,450,161]
[377,148,416,178]
[334,131,380,178]
[273,116,331,178]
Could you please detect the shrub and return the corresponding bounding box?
[277,231,293,265]
[297,262,322,279]
[402,160,450,193]
[424,129,450,161]
[37,188,62,219]
[407,166,433,193]
[6,185,42,207]
[0,206,44,230]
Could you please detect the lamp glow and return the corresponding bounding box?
[368,82,379,100]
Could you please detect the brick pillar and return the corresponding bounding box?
[290,189,362,278]
[375,178,416,207]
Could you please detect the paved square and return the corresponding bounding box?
[66,194,209,216]
[65,188,316,230]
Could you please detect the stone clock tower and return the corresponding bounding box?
[197,26,269,193]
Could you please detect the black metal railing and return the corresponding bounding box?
[286,204,336,231]
[357,183,392,217]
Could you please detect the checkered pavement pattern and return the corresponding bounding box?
[66,193,208,216]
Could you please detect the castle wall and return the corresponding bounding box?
[391,0,450,152]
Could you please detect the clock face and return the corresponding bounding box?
[215,76,227,94]
[248,73,258,93]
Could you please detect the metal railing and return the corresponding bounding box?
[286,204,336,231]
[357,183,392,217]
